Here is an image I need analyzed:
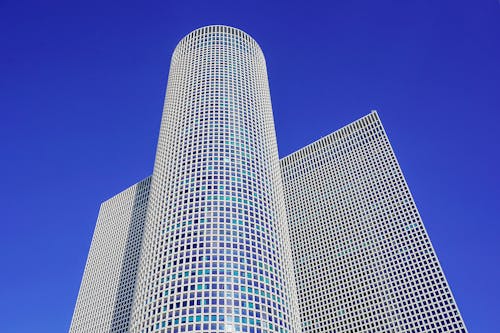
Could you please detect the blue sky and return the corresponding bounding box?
[1,0,499,331]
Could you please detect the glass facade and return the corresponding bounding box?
[281,112,467,333]
[129,26,300,333]
[70,26,467,333]
[70,177,151,333]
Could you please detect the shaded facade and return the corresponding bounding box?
[69,177,151,333]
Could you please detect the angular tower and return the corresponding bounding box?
[281,112,467,332]
[129,26,300,333]
[69,176,151,333]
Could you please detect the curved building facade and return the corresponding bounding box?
[130,26,300,333]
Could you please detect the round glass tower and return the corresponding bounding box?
[131,25,299,333]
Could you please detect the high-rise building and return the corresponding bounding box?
[281,112,467,333]
[70,26,467,333]
[69,176,151,333]
[129,25,300,333]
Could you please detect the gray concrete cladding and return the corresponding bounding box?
[281,111,467,333]
[69,176,151,333]
[129,26,300,333]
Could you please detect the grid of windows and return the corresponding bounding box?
[130,26,300,333]
[70,176,151,333]
[280,111,467,333]
[70,26,468,333]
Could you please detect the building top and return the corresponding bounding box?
[173,25,264,59]
[280,110,379,165]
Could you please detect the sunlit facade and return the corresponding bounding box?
[281,112,467,333]
[70,26,467,333]
[129,26,300,333]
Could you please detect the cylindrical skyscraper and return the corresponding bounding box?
[131,26,299,333]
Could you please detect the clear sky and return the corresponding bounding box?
[1,0,498,331]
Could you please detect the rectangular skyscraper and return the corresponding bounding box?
[69,177,151,333]
[280,112,467,332]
